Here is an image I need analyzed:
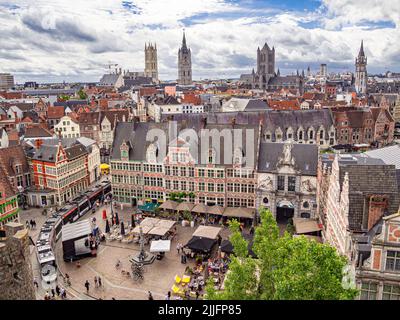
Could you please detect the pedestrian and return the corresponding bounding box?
[98,276,102,287]
[44,291,50,300]
[176,243,181,254]
[33,220,36,229]
[55,285,60,296]
[165,291,171,300]
[196,291,200,300]
[60,288,65,299]
[62,289,67,299]
[94,276,98,288]
[26,220,30,229]
[33,277,39,289]
[84,280,90,294]
[51,288,55,298]
[148,291,154,300]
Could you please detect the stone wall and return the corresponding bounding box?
[0,222,35,300]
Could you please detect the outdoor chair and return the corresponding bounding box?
[172,284,183,295]
[174,275,182,284]
[182,275,191,284]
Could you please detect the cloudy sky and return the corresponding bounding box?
[0,0,399,83]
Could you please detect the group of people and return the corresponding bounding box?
[26,219,37,229]
[84,276,103,294]
[43,285,67,300]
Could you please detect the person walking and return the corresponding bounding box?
[165,291,171,300]
[98,276,102,287]
[44,291,50,300]
[94,276,98,288]
[60,287,65,299]
[62,288,67,299]
[51,288,55,299]
[55,285,60,297]
[26,220,30,229]
[33,277,39,289]
[148,291,154,300]
[84,280,90,294]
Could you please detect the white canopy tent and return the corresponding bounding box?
[150,240,171,253]
[192,226,222,240]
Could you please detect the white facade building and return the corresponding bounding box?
[54,116,80,138]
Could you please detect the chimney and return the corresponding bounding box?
[35,139,43,149]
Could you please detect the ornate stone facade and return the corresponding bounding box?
[256,141,318,221]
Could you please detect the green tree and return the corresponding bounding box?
[206,207,358,300]
[208,220,258,300]
[77,88,88,100]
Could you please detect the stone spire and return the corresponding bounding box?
[182,29,187,50]
[358,40,365,57]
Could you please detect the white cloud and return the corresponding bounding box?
[0,0,398,82]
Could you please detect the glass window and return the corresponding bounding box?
[386,251,400,271]
[277,176,285,191]
[288,176,296,192]
[360,282,377,300]
[383,284,400,300]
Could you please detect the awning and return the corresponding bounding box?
[191,203,209,214]
[138,202,159,212]
[293,218,322,234]
[159,200,179,211]
[176,202,195,212]
[100,163,110,170]
[61,219,92,242]
[207,205,224,216]
[132,225,153,234]
[156,219,176,229]
[185,236,216,253]
[140,217,160,227]
[192,225,221,240]
[223,207,255,219]
[150,240,171,252]
[148,226,171,236]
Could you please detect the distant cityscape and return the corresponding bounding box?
[1,9,400,303]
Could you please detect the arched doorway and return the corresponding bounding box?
[276,200,294,223]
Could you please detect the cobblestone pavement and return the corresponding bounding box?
[23,200,231,300]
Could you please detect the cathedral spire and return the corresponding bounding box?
[182,29,187,49]
[358,40,365,57]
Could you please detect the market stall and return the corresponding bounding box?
[62,219,95,261]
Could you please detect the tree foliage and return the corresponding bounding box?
[207,207,358,300]
[77,88,88,100]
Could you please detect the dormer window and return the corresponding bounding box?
[120,141,130,162]
[208,148,216,164]
[233,147,244,165]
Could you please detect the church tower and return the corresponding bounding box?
[144,42,158,82]
[178,31,192,85]
[355,40,367,95]
[252,42,275,89]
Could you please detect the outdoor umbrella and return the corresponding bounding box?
[115,212,120,225]
[102,209,107,220]
[185,236,216,253]
[120,221,125,236]
[105,219,110,233]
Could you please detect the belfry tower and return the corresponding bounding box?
[178,30,192,85]
[144,42,158,81]
[355,40,367,95]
